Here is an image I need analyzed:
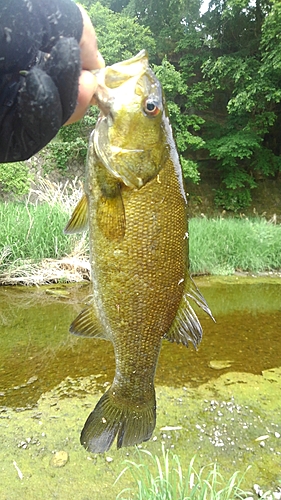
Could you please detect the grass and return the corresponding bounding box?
[189,216,281,275]
[0,176,84,267]
[0,201,71,262]
[115,446,257,500]
[0,177,280,282]
[0,178,89,283]
[0,201,90,284]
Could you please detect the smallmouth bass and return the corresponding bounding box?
[65,50,214,453]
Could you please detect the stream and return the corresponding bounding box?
[0,276,280,499]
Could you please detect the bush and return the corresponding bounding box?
[214,188,252,212]
[0,162,33,197]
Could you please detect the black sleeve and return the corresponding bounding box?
[0,0,84,162]
[0,0,83,73]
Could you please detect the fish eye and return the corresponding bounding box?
[143,98,160,117]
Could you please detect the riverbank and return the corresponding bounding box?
[1,200,280,285]
[0,259,280,286]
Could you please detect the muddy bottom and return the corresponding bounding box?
[0,276,280,498]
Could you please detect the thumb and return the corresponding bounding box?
[64,70,99,125]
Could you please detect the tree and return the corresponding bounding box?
[87,1,156,64]
[196,0,281,210]
[123,0,202,62]
[40,0,281,211]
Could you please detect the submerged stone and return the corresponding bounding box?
[209,360,233,370]
[50,450,69,468]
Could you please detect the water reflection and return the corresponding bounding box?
[0,277,280,408]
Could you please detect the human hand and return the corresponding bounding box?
[0,1,104,162]
[65,5,105,125]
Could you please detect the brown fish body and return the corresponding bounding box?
[88,139,187,400]
[65,51,213,452]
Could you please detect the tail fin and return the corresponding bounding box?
[80,388,156,453]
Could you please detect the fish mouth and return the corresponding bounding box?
[93,50,149,86]
[93,86,113,117]
[92,50,149,116]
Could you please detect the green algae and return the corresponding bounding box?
[1,277,281,407]
[0,277,281,498]
[0,368,280,499]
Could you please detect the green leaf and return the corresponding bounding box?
[0,162,33,197]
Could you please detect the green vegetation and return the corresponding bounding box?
[38,107,99,175]
[116,446,254,499]
[1,200,280,278]
[0,202,72,267]
[34,0,281,211]
[189,217,281,275]
[0,162,33,197]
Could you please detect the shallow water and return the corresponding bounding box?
[0,276,281,497]
[0,276,280,408]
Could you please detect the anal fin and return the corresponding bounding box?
[164,276,215,349]
[70,304,110,340]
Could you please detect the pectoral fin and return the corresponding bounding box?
[64,194,88,234]
[164,277,215,349]
[70,304,111,340]
[97,190,125,241]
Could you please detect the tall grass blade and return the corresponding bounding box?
[115,446,255,500]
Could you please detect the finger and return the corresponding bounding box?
[64,70,98,125]
[96,50,105,69]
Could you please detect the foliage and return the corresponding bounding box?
[198,0,281,209]
[122,0,202,60]
[0,202,72,267]
[214,188,253,212]
[189,216,281,275]
[181,157,201,184]
[87,1,156,64]
[44,136,87,173]
[40,105,99,174]
[0,162,33,198]
[206,129,258,209]
[0,178,86,272]
[34,0,281,207]
[116,445,252,499]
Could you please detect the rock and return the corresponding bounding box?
[50,451,69,468]
[208,360,233,370]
